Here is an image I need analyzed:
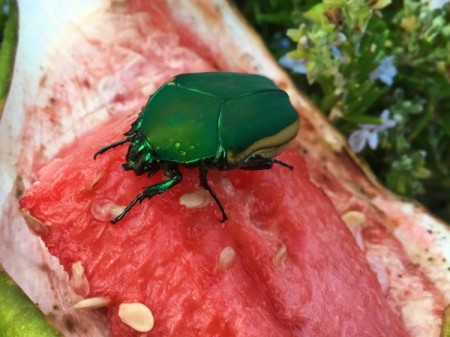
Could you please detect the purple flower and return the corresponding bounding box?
[348,109,397,153]
[279,55,307,74]
[369,56,397,86]
[278,37,292,49]
[331,46,344,61]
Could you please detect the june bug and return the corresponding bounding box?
[95,72,299,223]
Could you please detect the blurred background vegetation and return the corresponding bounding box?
[236,0,450,223]
[0,0,18,114]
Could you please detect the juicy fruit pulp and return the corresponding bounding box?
[19,113,409,336]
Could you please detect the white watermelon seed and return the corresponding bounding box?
[273,244,287,265]
[341,211,366,229]
[179,190,211,209]
[91,199,126,221]
[73,297,111,310]
[90,173,104,189]
[20,209,49,236]
[342,211,366,250]
[69,261,90,297]
[118,302,154,333]
[218,246,237,270]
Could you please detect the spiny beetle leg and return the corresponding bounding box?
[272,159,294,170]
[240,157,293,171]
[111,165,182,224]
[199,165,228,222]
[94,137,130,159]
[240,159,273,170]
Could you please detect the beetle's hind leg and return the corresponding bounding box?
[271,159,293,170]
[94,137,131,159]
[241,157,293,171]
[111,165,182,224]
[199,165,228,222]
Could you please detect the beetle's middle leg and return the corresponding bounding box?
[111,165,182,224]
[199,165,228,222]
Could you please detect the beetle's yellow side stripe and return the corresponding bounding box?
[226,119,299,164]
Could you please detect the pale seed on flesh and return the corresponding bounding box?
[118,302,154,333]
[73,297,111,310]
[20,209,49,236]
[341,211,366,229]
[91,199,126,221]
[273,244,287,265]
[218,246,237,270]
[69,261,90,297]
[179,190,211,209]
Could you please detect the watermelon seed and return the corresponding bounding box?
[69,261,90,297]
[341,211,366,249]
[91,199,126,221]
[218,246,237,270]
[118,302,154,333]
[73,297,111,310]
[273,244,287,265]
[341,211,366,228]
[179,190,212,209]
[90,173,104,189]
[20,209,49,236]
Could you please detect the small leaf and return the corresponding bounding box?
[371,0,392,10]
[303,4,329,25]
[440,304,450,337]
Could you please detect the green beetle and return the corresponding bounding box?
[95,72,299,223]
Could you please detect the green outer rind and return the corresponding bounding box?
[0,267,63,337]
[0,0,19,117]
[441,304,450,337]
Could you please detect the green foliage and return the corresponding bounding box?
[0,0,18,110]
[237,0,450,222]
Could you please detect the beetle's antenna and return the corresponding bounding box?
[94,137,131,159]
[199,165,228,222]
[272,159,294,170]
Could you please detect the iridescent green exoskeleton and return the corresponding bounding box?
[95,72,299,223]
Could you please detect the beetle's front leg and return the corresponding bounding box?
[111,165,182,224]
[94,137,131,159]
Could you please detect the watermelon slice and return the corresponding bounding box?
[2,1,449,336]
[19,111,409,336]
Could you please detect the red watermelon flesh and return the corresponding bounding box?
[19,112,409,336]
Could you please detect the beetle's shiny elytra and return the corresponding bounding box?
[94,72,299,223]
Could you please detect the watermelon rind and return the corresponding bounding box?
[0,266,63,337]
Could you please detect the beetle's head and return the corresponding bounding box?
[123,133,158,176]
